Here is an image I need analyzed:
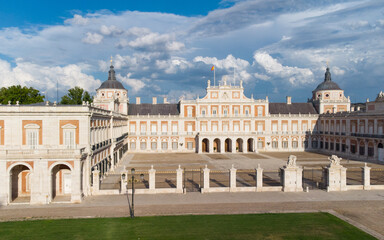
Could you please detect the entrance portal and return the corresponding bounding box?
[51,164,72,200]
[10,165,31,202]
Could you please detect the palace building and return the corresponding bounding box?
[0,62,382,205]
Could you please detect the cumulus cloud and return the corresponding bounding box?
[0,59,101,96]
[117,32,184,52]
[117,73,146,93]
[65,14,90,25]
[82,32,104,44]
[194,54,249,70]
[253,52,314,85]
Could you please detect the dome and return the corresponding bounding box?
[98,64,126,90]
[313,67,341,92]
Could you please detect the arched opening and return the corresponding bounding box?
[10,164,31,203]
[225,138,232,152]
[213,138,221,153]
[51,164,72,202]
[378,143,384,162]
[368,142,374,157]
[247,138,254,152]
[236,138,243,152]
[359,140,365,156]
[202,138,209,153]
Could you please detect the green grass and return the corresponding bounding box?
[0,213,375,240]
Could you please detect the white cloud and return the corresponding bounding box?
[193,54,249,70]
[100,25,124,36]
[82,32,103,44]
[253,52,314,85]
[254,72,271,81]
[156,58,191,74]
[65,14,90,25]
[0,59,101,95]
[117,73,146,93]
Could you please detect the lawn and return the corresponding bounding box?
[0,213,374,240]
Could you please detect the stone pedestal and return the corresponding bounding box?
[326,166,347,191]
[176,165,183,192]
[363,163,371,190]
[230,165,237,191]
[148,165,156,191]
[201,165,210,193]
[92,170,100,195]
[282,167,303,192]
[256,164,263,192]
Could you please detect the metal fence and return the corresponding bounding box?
[236,169,257,187]
[156,171,177,188]
[184,169,202,192]
[346,168,364,185]
[370,169,384,185]
[263,170,281,187]
[126,172,150,189]
[302,167,326,190]
[210,170,230,188]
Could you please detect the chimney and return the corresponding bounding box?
[136,97,140,104]
[152,97,157,104]
[163,97,168,104]
[286,96,292,105]
[357,106,360,111]
[350,106,354,112]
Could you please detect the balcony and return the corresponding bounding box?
[161,132,167,135]
[140,132,146,136]
[172,132,178,135]
[151,132,157,136]
[350,133,384,139]
[0,147,86,158]
[187,132,194,135]
[272,131,279,135]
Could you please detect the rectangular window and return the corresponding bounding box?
[223,124,228,132]
[201,124,207,132]
[302,123,307,132]
[130,142,136,150]
[234,108,239,116]
[172,142,178,150]
[212,109,217,117]
[151,124,157,134]
[272,141,278,149]
[234,124,239,132]
[187,142,193,150]
[187,124,193,134]
[162,124,167,133]
[292,123,298,132]
[140,124,146,134]
[212,124,218,132]
[292,141,298,149]
[282,124,288,132]
[258,141,263,149]
[257,124,263,132]
[257,107,263,116]
[27,130,38,149]
[187,108,192,117]
[282,141,288,149]
[64,130,75,149]
[130,124,136,133]
[151,142,157,150]
[172,124,178,134]
[162,142,168,150]
[244,124,250,132]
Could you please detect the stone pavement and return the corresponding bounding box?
[1,190,384,239]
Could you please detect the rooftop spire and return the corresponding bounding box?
[324,66,331,82]
[108,57,116,81]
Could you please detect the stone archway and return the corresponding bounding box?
[225,138,232,152]
[247,138,254,152]
[51,164,72,201]
[202,138,209,153]
[213,138,221,153]
[236,138,243,152]
[9,164,31,203]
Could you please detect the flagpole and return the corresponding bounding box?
[214,66,216,87]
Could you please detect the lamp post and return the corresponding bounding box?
[131,168,135,218]
[129,167,144,219]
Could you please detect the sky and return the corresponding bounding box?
[0,0,383,103]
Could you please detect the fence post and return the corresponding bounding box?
[230,164,237,192]
[201,165,210,193]
[149,165,156,192]
[282,155,303,192]
[176,165,183,193]
[363,163,371,190]
[120,171,127,194]
[326,155,347,191]
[92,169,100,195]
[256,164,263,192]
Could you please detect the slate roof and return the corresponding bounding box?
[313,67,341,92]
[269,103,318,114]
[128,104,180,115]
[98,65,126,90]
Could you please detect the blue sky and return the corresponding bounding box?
[0,0,383,103]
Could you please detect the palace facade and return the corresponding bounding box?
[0,62,382,205]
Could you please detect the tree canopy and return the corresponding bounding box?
[0,85,45,105]
[60,87,93,105]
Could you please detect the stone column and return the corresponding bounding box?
[230,164,237,192]
[176,165,183,193]
[201,165,210,193]
[148,165,156,191]
[326,155,347,191]
[71,160,82,203]
[0,161,8,205]
[92,169,100,195]
[281,155,303,192]
[231,139,236,153]
[256,164,263,192]
[363,163,371,190]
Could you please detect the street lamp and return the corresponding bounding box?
[129,168,145,219]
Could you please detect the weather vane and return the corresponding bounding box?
[110,56,113,65]
[326,60,329,68]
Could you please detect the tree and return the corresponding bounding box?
[0,85,44,105]
[60,87,93,105]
